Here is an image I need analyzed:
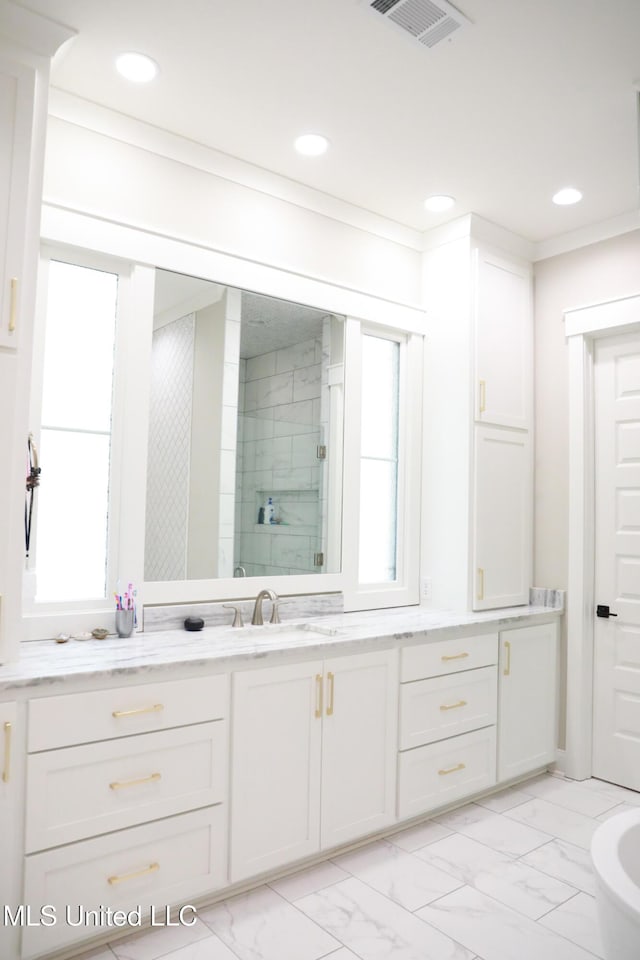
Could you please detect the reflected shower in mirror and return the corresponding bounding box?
[144,270,345,583]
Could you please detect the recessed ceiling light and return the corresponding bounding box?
[294,134,330,157]
[115,52,159,83]
[424,194,456,212]
[552,187,583,206]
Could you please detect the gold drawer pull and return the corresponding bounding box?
[326,671,335,716]
[108,862,159,886]
[9,278,17,333]
[2,722,12,783]
[110,772,161,791]
[479,378,486,414]
[440,700,467,711]
[441,652,469,662]
[477,567,484,601]
[112,704,164,719]
[438,762,466,776]
[315,674,323,718]
[503,639,512,676]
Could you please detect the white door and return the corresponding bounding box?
[320,649,398,850]
[593,332,640,790]
[230,661,323,882]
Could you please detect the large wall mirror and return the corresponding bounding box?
[144,270,345,585]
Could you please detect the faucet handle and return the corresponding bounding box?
[223,604,244,628]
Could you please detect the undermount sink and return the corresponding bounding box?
[244,621,340,642]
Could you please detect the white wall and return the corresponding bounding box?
[534,228,640,744]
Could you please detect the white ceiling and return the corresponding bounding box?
[19,0,640,243]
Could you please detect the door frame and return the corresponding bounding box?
[564,293,640,780]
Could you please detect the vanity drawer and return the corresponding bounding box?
[25,721,228,852]
[399,666,497,750]
[22,805,227,959]
[28,674,229,752]
[397,725,496,820]
[400,632,498,682]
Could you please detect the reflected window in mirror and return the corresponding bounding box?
[144,270,345,585]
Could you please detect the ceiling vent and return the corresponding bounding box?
[365,0,470,48]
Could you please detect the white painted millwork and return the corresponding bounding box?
[0,702,20,960]
[400,631,498,681]
[592,333,640,791]
[473,425,532,609]
[399,665,497,750]
[497,622,559,781]
[230,648,398,882]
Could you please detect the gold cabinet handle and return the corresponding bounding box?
[477,567,484,601]
[8,278,17,333]
[2,722,12,783]
[110,772,161,791]
[112,704,164,719]
[315,674,323,718]
[441,652,469,662]
[503,639,512,676]
[440,700,467,711]
[326,671,335,717]
[438,762,466,776]
[108,862,159,886]
[479,378,486,414]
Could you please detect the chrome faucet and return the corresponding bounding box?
[251,588,280,625]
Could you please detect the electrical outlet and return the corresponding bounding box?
[420,577,432,601]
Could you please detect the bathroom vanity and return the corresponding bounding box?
[0,601,561,960]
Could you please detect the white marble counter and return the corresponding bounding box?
[0,602,562,694]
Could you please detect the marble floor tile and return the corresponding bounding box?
[269,860,350,902]
[574,777,640,805]
[473,784,534,813]
[159,935,244,959]
[504,798,598,851]
[416,885,598,960]
[322,950,366,959]
[297,876,474,959]
[595,801,639,822]
[332,839,463,911]
[434,803,550,857]
[198,885,339,960]
[539,892,605,958]
[73,950,117,960]
[515,775,621,818]
[414,833,577,920]
[386,818,454,852]
[520,839,597,897]
[109,917,212,960]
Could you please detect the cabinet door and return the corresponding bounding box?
[473,424,532,609]
[497,623,558,781]
[474,248,532,430]
[321,649,398,849]
[230,661,323,882]
[0,702,20,960]
[0,55,35,349]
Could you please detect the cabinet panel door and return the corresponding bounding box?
[497,623,559,781]
[0,702,21,960]
[473,424,532,609]
[321,649,398,849]
[474,248,531,430]
[230,661,323,882]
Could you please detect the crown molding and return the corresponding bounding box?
[0,0,75,58]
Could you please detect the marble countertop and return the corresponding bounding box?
[0,602,562,694]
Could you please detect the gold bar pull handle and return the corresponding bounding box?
[110,772,161,791]
[440,700,468,712]
[315,674,323,719]
[438,762,466,776]
[441,652,469,662]
[503,639,512,677]
[326,671,335,717]
[2,722,12,783]
[479,379,486,414]
[8,278,17,333]
[112,704,164,719]
[477,567,484,601]
[108,862,159,886]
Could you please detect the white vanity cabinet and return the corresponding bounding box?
[22,676,230,959]
[497,621,559,781]
[230,648,398,883]
[0,701,20,960]
[397,633,499,819]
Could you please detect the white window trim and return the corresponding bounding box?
[342,320,422,611]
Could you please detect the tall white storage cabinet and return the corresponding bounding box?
[422,217,533,612]
[230,648,398,883]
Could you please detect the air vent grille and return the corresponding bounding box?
[365,0,470,49]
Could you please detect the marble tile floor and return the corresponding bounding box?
[76,773,640,960]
